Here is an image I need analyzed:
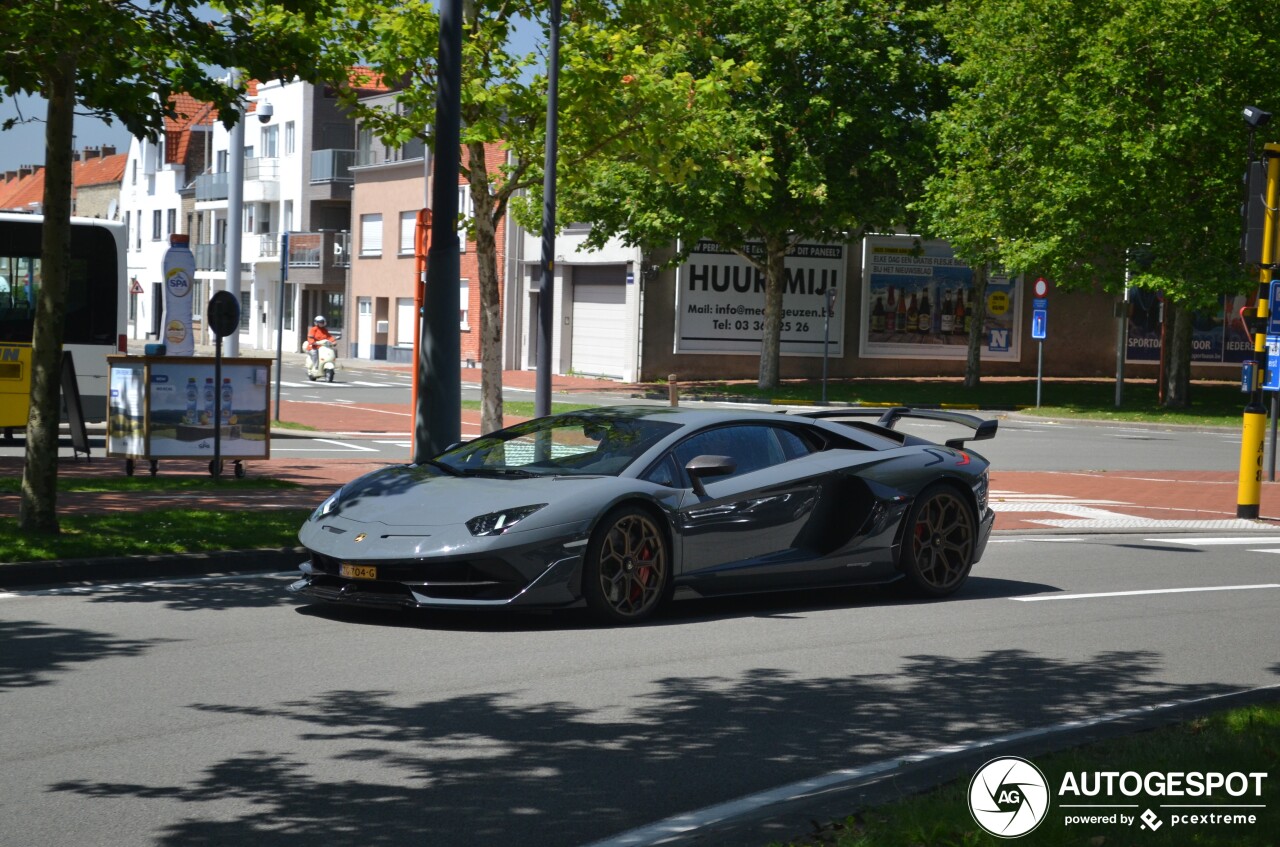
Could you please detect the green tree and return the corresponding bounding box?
[921,0,1274,406]
[0,0,338,533]
[556,0,946,389]
[327,0,554,435]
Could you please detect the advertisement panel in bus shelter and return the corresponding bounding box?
[1125,289,1252,366]
[860,236,1021,361]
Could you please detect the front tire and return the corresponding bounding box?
[325,368,334,383]
[583,506,670,624]
[900,484,976,597]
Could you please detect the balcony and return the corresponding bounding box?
[286,231,350,287]
[255,231,281,260]
[194,172,228,201]
[195,242,226,272]
[311,150,362,183]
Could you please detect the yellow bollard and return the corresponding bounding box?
[1237,406,1266,519]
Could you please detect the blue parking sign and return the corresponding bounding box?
[1266,335,1280,391]
[1031,309,1047,340]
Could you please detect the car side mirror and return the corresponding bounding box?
[685,454,736,497]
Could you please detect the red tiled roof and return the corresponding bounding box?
[76,152,126,188]
[0,169,43,212]
[165,93,217,165]
[0,151,127,212]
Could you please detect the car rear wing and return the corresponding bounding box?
[789,406,998,449]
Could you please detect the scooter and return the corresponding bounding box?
[306,339,337,382]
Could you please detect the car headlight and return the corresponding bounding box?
[310,488,343,522]
[466,504,548,536]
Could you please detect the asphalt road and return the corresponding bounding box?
[2,533,1277,846]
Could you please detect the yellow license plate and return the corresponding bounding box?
[340,563,377,580]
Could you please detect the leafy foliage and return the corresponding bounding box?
[554,0,947,387]
[921,0,1274,310]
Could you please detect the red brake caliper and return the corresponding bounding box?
[630,542,653,602]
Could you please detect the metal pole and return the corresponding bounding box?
[535,0,561,419]
[274,232,287,421]
[213,336,223,475]
[224,71,243,359]
[1036,340,1043,408]
[821,285,835,405]
[413,0,463,463]
[1270,392,1278,483]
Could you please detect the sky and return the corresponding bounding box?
[1,93,133,172]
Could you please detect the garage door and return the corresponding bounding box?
[570,265,628,378]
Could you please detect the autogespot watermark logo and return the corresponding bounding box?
[969,757,1051,838]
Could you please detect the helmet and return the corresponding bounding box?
[314,315,326,325]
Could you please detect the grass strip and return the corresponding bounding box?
[0,477,302,495]
[774,702,1279,847]
[0,509,311,562]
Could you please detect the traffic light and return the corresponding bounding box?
[1241,159,1269,267]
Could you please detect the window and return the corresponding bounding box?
[136,210,142,248]
[360,213,383,256]
[124,212,131,251]
[261,125,278,158]
[191,281,204,319]
[244,204,254,234]
[283,282,295,330]
[399,211,416,255]
[238,290,251,331]
[216,150,228,173]
[152,210,162,241]
[166,209,176,237]
[396,297,415,346]
[283,200,294,233]
[322,291,344,332]
[284,121,296,156]
[457,185,475,253]
[459,279,470,329]
[669,425,802,482]
[131,160,137,185]
[356,126,375,164]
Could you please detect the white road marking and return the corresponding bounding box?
[1150,536,1280,546]
[987,537,1085,544]
[580,685,1280,847]
[1013,584,1280,602]
[270,438,379,453]
[992,491,1276,531]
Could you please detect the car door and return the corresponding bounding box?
[662,424,827,594]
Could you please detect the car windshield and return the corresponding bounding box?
[436,411,680,477]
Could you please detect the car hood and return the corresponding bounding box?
[324,464,604,527]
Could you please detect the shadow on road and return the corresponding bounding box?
[46,648,1266,847]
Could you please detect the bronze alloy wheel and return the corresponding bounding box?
[903,486,975,597]
[584,507,669,623]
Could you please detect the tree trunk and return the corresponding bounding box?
[964,264,988,390]
[20,53,76,534]
[1164,300,1193,409]
[467,141,504,434]
[757,236,787,390]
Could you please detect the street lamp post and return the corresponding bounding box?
[535,0,561,418]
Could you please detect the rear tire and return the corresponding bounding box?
[900,484,976,597]
[583,506,670,624]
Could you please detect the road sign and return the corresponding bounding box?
[1266,335,1280,391]
[1034,277,1049,298]
[130,278,144,295]
[1269,281,1280,336]
[1031,309,1047,340]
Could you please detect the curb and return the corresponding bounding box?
[0,547,304,588]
